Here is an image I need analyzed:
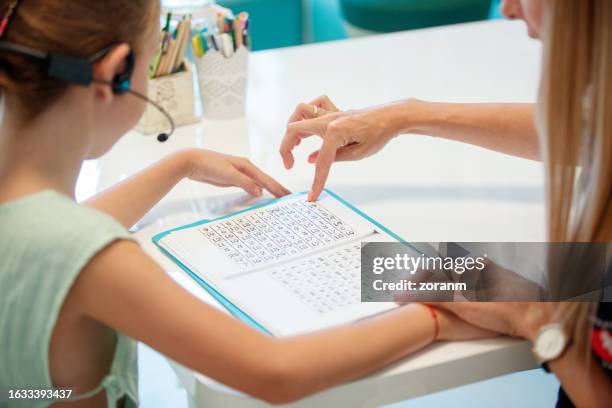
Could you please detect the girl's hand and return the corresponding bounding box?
[280,95,403,201]
[186,149,291,198]
[435,307,499,341]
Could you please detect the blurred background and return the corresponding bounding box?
[165,0,504,51]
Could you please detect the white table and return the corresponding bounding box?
[77,19,545,408]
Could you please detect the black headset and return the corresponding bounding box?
[0,41,175,143]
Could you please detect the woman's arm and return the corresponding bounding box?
[281,96,538,201]
[546,342,612,408]
[86,149,290,228]
[391,100,539,160]
[71,241,493,404]
[520,306,612,408]
[433,302,612,408]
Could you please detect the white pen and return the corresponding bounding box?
[220,33,234,58]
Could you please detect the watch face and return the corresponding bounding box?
[535,324,567,361]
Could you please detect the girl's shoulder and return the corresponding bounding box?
[0,190,130,246]
[0,189,134,286]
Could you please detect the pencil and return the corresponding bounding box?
[234,18,243,49]
[172,18,191,72]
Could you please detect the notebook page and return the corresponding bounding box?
[160,192,376,279]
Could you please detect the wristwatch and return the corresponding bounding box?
[532,323,569,372]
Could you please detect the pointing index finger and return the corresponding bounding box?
[309,139,339,201]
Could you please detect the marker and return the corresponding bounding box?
[200,31,209,52]
[192,35,202,58]
[225,16,234,33]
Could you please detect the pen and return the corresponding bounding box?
[243,30,251,50]
[243,18,251,50]
[229,19,237,51]
[211,34,220,51]
[164,12,172,32]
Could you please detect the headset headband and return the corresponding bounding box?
[0,41,134,91]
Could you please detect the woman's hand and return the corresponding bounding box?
[186,149,291,198]
[431,302,556,342]
[280,95,404,201]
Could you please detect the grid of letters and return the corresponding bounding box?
[199,200,357,269]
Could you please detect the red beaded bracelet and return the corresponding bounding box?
[427,305,440,341]
[0,1,20,40]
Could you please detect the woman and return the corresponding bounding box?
[280,0,611,406]
[0,0,495,407]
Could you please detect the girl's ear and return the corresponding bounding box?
[92,43,131,103]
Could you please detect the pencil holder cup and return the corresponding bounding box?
[195,46,249,120]
[136,60,199,135]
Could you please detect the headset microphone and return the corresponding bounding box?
[128,88,174,143]
[0,41,175,143]
[93,79,175,143]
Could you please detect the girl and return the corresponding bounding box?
[280,0,611,406]
[0,1,492,407]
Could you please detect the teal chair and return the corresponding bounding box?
[340,0,492,33]
[489,0,503,19]
[217,0,303,50]
[307,0,348,43]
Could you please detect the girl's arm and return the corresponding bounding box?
[71,241,493,404]
[86,149,290,228]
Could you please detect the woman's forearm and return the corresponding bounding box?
[520,319,612,408]
[548,344,612,408]
[85,150,192,228]
[386,100,540,161]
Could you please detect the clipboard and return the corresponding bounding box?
[152,189,405,336]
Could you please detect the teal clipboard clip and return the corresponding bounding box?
[152,189,405,336]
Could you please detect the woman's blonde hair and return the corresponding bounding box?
[537,0,611,350]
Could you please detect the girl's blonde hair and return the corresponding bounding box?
[537,0,611,350]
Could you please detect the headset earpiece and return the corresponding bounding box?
[0,42,174,142]
[111,50,135,95]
